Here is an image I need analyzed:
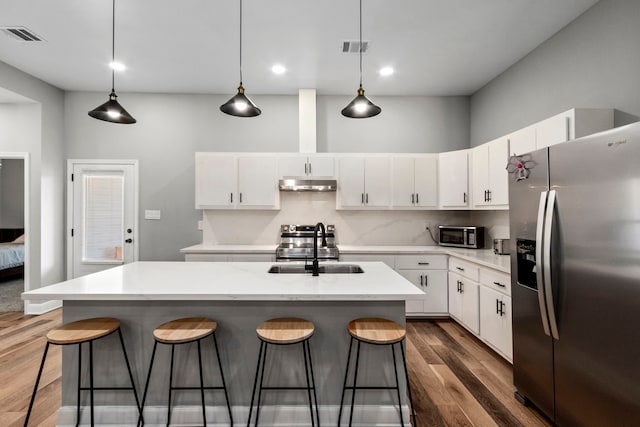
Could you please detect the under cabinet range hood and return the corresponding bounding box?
[278,177,337,192]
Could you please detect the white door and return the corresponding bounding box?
[68,161,138,279]
[237,156,278,208]
[438,150,469,207]
[414,156,438,208]
[487,137,510,205]
[391,157,415,207]
[363,157,390,207]
[195,153,237,208]
[338,157,365,207]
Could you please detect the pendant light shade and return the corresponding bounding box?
[220,84,261,117]
[88,0,136,124]
[221,0,261,117]
[342,0,381,119]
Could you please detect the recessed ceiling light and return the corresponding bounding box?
[271,64,286,75]
[110,61,126,71]
[379,67,394,76]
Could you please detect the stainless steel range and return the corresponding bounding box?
[275,224,339,261]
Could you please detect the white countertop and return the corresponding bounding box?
[181,244,510,273]
[22,261,424,301]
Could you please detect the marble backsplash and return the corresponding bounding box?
[202,192,510,246]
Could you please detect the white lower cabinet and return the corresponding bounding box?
[448,271,480,334]
[480,286,512,360]
[398,269,448,315]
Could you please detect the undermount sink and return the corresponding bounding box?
[268,264,364,274]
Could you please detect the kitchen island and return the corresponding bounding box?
[23,261,422,426]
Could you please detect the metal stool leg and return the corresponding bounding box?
[23,342,50,427]
[117,328,143,423]
[302,341,315,427]
[254,343,269,427]
[89,340,94,427]
[212,332,233,426]
[167,344,175,426]
[247,340,265,427]
[400,341,416,427]
[337,337,354,427]
[305,340,320,427]
[138,341,158,427]
[76,342,82,427]
[348,340,361,427]
[391,343,404,426]
[197,339,207,426]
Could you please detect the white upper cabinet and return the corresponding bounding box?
[438,149,469,208]
[509,108,613,156]
[237,156,279,208]
[195,153,279,210]
[278,155,334,177]
[195,153,236,208]
[337,156,390,208]
[472,137,509,208]
[392,156,438,209]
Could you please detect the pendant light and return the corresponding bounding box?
[88,0,136,124]
[220,0,261,117]
[341,0,381,119]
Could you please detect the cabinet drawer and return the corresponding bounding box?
[448,257,479,281]
[480,268,511,296]
[395,254,447,270]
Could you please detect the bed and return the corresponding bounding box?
[0,228,24,281]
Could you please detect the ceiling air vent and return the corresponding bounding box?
[1,26,44,42]
[342,40,369,54]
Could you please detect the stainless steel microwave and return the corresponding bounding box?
[438,226,485,249]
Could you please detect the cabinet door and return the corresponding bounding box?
[487,137,509,205]
[480,286,513,360]
[421,270,448,314]
[364,157,390,207]
[471,144,490,207]
[391,157,415,208]
[460,278,480,334]
[308,156,335,177]
[438,150,468,207]
[338,157,365,207]
[448,271,463,320]
[536,110,572,149]
[195,154,236,208]
[397,270,425,314]
[508,125,536,156]
[414,156,438,207]
[237,157,279,208]
[278,156,307,177]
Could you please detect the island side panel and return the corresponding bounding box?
[62,300,407,409]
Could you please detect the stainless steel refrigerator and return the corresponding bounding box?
[509,122,640,426]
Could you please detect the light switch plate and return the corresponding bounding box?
[145,210,161,220]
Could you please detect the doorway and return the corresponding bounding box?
[67,160,139,279]
[0,155,28,312]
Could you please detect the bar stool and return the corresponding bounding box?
[247,317,319,426]
[338,317,416,427]
[138,317,232,426]
[24,317,141,427]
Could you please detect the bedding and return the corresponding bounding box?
[0,242,24,270]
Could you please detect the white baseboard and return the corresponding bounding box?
[25,299,61,315]
[57,404,411,426]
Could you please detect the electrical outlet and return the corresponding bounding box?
[197,220,203,230]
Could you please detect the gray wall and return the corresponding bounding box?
[470,0,640,146]
[64,91,470,261]
[0,59,65,294]
[0,159,25,228]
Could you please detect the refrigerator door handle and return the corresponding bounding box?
[544,189,560,340]
[536,191,552,337]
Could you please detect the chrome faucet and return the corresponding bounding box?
[306,222,327,276]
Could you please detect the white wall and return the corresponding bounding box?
[64,91,471,260]
[470,0,640,146]
[0,60,65,293]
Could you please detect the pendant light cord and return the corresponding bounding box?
[111,0,115,92]
[359,0,362,87]
[239,0,243,85]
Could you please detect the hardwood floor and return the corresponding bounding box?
[1,310,548,426]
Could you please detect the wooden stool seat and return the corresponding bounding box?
[256,317,314,344]
[46,317,120,345]
[348,317,406,344]
[153,317,217,344]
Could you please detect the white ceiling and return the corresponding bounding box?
[0,0,598,97]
